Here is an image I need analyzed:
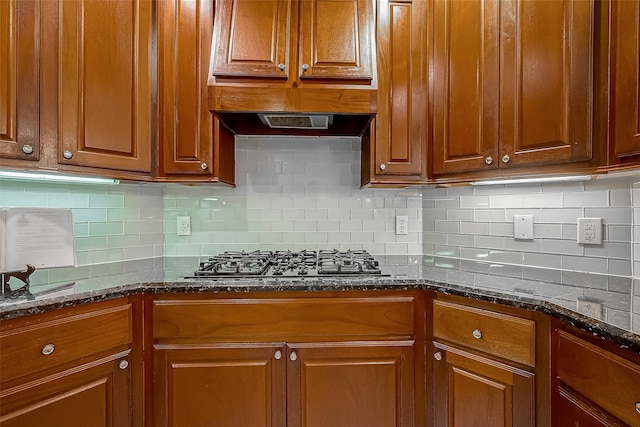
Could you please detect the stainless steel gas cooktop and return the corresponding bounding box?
[189,249,385,278]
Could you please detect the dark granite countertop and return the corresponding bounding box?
[1,269,639,355]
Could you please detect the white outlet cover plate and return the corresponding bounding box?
[395,215,409,235]
[513,215,534,240]
[177,216,191,236]
[577,217,602,245]
[576,300,602,320]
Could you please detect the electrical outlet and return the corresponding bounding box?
[577,217,602,244]
[177,216,191,236]
[576,300,602,320]
[395,216,409,235]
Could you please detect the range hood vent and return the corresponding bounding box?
[259,114,333,130]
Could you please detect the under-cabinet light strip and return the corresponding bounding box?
[0,170,119,185]
[470,175,596,186]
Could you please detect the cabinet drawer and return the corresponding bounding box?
[153,296,415,341]
[0,303,132,383]
[556,330,640,426]
[433,300,536,366]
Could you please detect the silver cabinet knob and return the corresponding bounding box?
[485,156,493,165]
[472,329,483,339]
[274,350,282,360]
[62,150,73,159]
[278,63,285,71]
[41,343,55,355]
[21,145,34,155]
[119,360,129,370]
[379,163,386,171]
[289,351,298,361]
[434,351,442,361]
[501,154,510,163]
[301,63,309,71]
[200,162,208,170]
[636,402,640,414]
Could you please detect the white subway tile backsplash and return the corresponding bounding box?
[563,191,609,208]
[491,193,562,208]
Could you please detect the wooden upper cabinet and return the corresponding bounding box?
[58,0,152,174]
[365,0,427,183]
[158,0,234,184]
[212,0,372,81]
[500,0,593,168]
[298,0,373,80]
[0,0,39,162]
[209,0,377,114]
[432,0,594,176]
[432,0,499,175]
[609,0,640,166]
[211,0,292,79]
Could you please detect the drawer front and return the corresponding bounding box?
[153,296,415,341]
[557,330,640,426]
[0,304,132,383]
[433,300,536,366]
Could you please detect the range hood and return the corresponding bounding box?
[259,114,333,130]
[214,112,373,137]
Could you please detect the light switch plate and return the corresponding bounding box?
[577,217,602,244]
[513,215,534,240]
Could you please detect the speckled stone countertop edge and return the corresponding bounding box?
[1,277,639,354]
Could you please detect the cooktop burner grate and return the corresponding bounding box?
[191,249,384,278]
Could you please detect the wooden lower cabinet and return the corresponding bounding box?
[153,344,286,427]
[433,343,535,427]
[0,298,136,426]
[0,351,132,427]
[288,342,415,427]
[153,341,415,427]
[556,386,626,427]
[553,324,640,426]
[150,292,424,427]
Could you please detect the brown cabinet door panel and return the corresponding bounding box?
[212,0,292,79]
[500,0,593,167]
[0,353,131,427]
[287,341,415,427]
[433,343,535,427]
[0,0,39,161]
[610,0,640,163]
[298,0,374,80]
[374,0,426,177]
[153,344,286,427]
[556,386,626,427]
[432,0,499,175]
[159,0,214,175]
[58,0,152,172]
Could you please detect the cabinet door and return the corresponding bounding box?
[58,0,152,173]
[0,353,131,427]
[433,344,535,427]
[609,0,640,165]
[499,0,593,168]
[432,0,500,175]
[153,344,286,427]
[287,341,415,427]
[211,0,292,79]
[159,0,215,176]
[556,386,626,427]
[298,0,374,80]
[373,0,427,178]
[0,0,39,162]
